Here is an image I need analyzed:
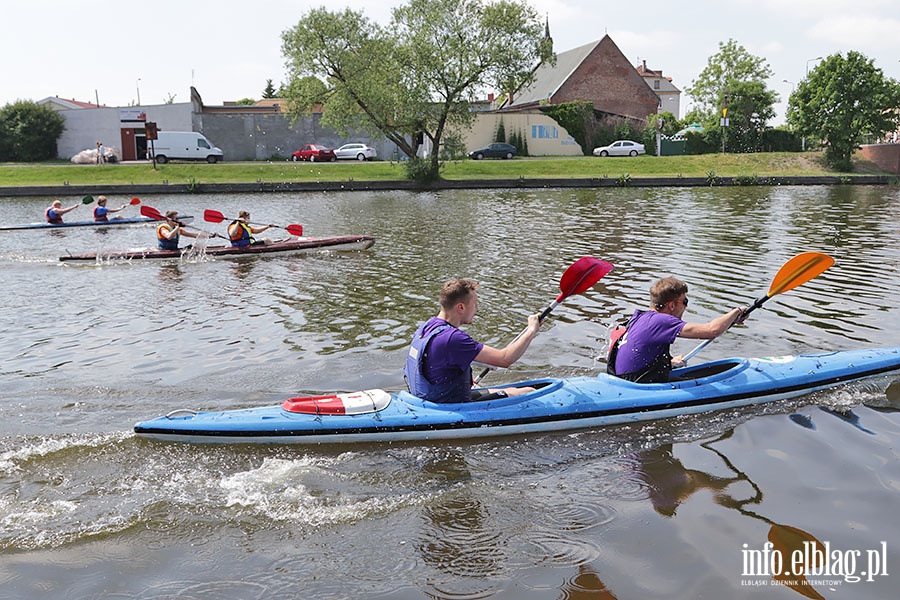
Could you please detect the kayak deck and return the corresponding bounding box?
[59,235,375,263]
[1,215,194,232]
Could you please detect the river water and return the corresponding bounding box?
[1,185,899,599]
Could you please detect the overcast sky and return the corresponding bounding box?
[3,0,899,125]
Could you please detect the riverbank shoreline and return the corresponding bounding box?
[1,174,896,197]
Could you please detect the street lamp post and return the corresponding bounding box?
[806,56,823,76]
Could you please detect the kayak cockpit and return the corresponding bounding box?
[671,358,749,382]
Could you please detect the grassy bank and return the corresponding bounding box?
[0,152,888,189]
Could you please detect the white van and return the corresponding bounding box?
[149,131,224,164]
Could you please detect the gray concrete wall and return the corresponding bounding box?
[195,111,399,161]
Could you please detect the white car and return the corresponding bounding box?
[592,140,646,157]
[334,143,377,161]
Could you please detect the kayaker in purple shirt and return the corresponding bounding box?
[405,278,542,403]
[608,276,747,383]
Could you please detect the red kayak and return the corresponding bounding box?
[59,235,375,263]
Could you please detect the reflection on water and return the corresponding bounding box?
[1,186,900,598]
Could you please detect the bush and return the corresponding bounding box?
[0,100,66,162]
[404,157,442,183]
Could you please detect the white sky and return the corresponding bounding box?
[2,0,899,125]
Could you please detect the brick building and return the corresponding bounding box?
[503,35,664,127]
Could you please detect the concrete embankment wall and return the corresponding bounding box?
[1,175,897,198]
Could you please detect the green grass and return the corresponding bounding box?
[0,152,887,189]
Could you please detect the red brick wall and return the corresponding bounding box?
[553,36,660,121]
[858,144,900,174]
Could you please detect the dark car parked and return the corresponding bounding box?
[468,142,517,160]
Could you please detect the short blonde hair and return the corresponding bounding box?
[439,278,479,309]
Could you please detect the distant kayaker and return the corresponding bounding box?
[93,195,127,222]
[228,210,273,247]
[157,210,205,250]
[405,278,542,403]
[607,276,747,383]
[45,200,79,224]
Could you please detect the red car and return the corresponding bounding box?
[291,144,337,162]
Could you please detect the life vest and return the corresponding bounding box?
[93,206,108,222]
[157,223,179,250]
[229,221,253,247]
[404,321,473,403]
[45,207,62,224]
[606,311,674,384]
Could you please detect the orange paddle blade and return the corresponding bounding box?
[768,252,834,297]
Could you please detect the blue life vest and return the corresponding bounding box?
[93,206,109,222]
[404,321,473,403]
[45,207,62,224]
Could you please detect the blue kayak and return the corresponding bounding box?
[0,215,194,232]
[133,347,900,445]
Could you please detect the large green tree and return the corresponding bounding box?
[0,101,66,162]
[685,39,777,153]
[787,51,900,171]
[281,0,551,181]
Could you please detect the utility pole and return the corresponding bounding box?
[721,93,730,153]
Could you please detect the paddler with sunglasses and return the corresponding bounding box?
[607,276,747,383]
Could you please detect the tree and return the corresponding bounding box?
[787,51,900,171]
[281,0,551,181]
[685,39,777,152]
[0,101,66,162]
[262,79,277,99]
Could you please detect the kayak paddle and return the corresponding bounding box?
[83,196,140,206]
[140,205,224,239]
[474,256,614,384]
[682,251,835,362]
[203,209,304,237]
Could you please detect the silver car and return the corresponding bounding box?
[334,143,377,161]
[592,140,646,157]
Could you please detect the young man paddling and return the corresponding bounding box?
[607,276,748,383]
[157,210,206,250]
[405,278,542,403]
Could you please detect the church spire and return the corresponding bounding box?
[544,14,553,53]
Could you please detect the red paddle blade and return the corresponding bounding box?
[130,197,141,205]
[140,205,164,220]
[203,209,226,223]
[556,257,614,301]
[286,224,304,236]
